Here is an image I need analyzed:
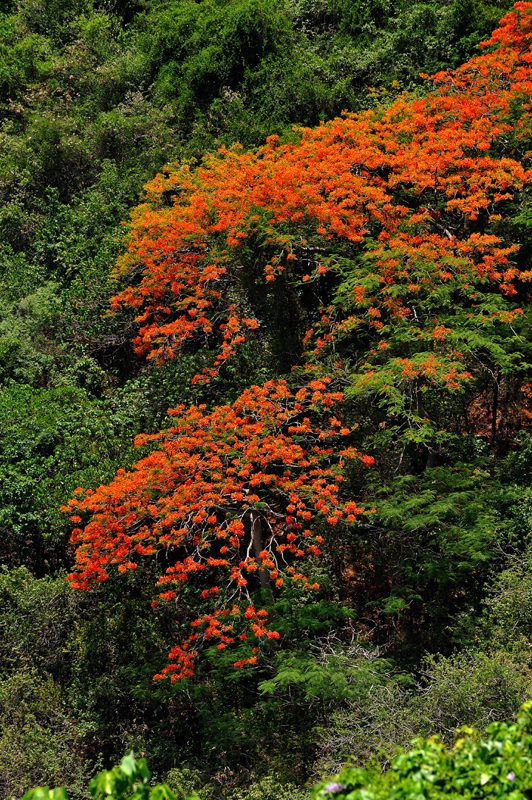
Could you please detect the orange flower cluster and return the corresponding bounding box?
[65,379,373,679]
[109,3,532,387]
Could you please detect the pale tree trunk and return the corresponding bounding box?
[251,512,270,590]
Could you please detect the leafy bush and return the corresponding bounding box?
[228,775,307,800]
[474,552,532,651]
[316,650,532,775]
[313,701,532,800]
[0,567,82,680]
[0,385,138,568]
[22,753,188,800]
[0,671,89,800]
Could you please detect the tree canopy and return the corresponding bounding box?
[65,2,532,683]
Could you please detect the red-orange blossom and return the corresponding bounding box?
[66,3,532,679]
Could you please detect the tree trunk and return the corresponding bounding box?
[491,370,499,448]
[251,512,270,590]
[416,386,436,470]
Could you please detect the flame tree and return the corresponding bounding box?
[66,3,532,678]
[65,378,375,679]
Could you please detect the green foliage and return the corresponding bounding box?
[0,567,82,680]
[228,775,307,800]
[258,643,394,704]
[20,703,532,800]
[0,564,197,779]
[330,461,521,656]
[417,651,532,737]
[313,702,532,800]
[0,670,89,800]
[143,0,291,119]
[88,752,187,800]
[0,284,58,386]
[0,384,139,568]
[21,753,194,800]
[375,464,508,574]
[0,0,528,791]
[22,755,307,800]
[315,648,532,775]
[475,551,532,651]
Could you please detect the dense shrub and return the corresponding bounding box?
[313,702,532,800]
[21,703,532,800]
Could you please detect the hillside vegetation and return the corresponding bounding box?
[3,0,532,798]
